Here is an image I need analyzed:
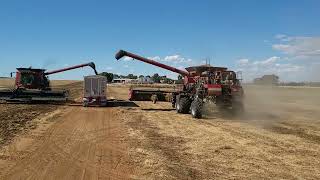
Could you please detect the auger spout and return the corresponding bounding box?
[115,50,189,77]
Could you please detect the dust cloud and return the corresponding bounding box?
[203,85,320,130]
[240,85,288,127]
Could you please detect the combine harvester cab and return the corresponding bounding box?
[83,75,107,107]
[115,49,244,119]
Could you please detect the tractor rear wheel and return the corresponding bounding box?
[176,96,191,114]
[191,99,203,118]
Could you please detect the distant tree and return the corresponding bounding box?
[127,74,137,79]
[139,75,144,78]
[113,74,120,79]
[100,72,114,82]
[152,73,161,83]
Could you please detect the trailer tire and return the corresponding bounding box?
[191,99,203,119]
[176,96,190,114]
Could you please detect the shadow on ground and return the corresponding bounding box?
[141,108,175,111]
[69,100,139,108]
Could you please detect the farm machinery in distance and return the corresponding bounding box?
[0,62,98,103]
[115,50,244,118]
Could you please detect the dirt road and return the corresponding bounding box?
[0,107,132,179]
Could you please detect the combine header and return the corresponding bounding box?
[0,62,98,103]
[115,50,244,118]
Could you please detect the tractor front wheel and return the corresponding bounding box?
[176,96,191,114]
[191,99,203,119]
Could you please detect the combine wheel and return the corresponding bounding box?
[176,96,191,114]
[191,99,203,119]
[83,101,89,107]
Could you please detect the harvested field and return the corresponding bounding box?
[0,80,82,146]
[109,84,320,179]
[0,82,319,179]
[0,78,15,89]
[0,104,58,146]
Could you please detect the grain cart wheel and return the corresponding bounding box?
[176,96,191,114]
[191,99,203,119]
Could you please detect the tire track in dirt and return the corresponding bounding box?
[266,122,320,144]
[0,104,58,146]
[122,107,202,179]
[0,107,133,180]
[122,98,320,179]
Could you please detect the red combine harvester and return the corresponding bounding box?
[115,50,244,118]
[0,62,98,103]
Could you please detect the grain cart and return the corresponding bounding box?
[0,62,98,103]
[83,75,107,107]
[115,50,244,118]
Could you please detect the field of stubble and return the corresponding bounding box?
[0,79,81,146]
[109,84,320,179]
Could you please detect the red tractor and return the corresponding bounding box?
[115,50,244,118]
[0,62,98,103]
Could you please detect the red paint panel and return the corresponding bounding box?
[205,84,222,96]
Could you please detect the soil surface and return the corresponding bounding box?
[110,84,320,179]
[0,81,319,179]
[0,107,132,179]
[0,80,82,147]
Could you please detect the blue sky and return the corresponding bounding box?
[0,0,319,81]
